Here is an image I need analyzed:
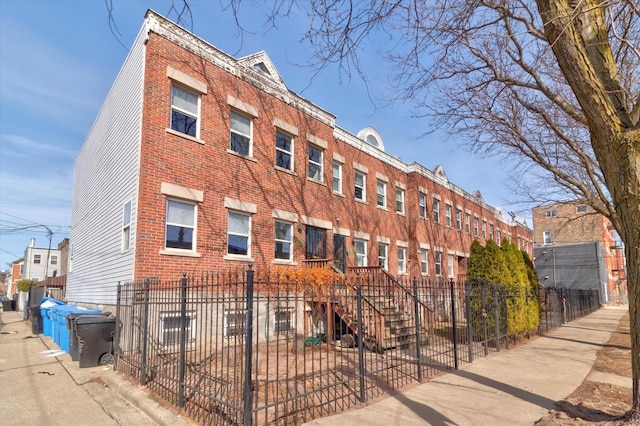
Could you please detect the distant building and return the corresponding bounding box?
[22,238,61,282]
[9,258,23,297]
[532,201,626,303]
[68,10,533,307]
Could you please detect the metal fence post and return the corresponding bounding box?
[114,282,121,370]
[243,266,255,426]
[356,285,366,402]
[465,282,473,363]
[449,279,459,370]
[178,273,188,408]
[412,278,422,381]
[140,278,150,386]
[494,285,500,352]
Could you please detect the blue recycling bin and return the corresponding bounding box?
[58,307,101,353]
[40,297,65,337]
[52,305,77,346]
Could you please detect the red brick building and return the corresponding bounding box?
[67,11,532,305]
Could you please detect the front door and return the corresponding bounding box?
[333,234,346,273]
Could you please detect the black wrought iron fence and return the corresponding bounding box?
[539,286,600,331]
[114,268,599,425]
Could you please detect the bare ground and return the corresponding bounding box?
[535,311,636,425]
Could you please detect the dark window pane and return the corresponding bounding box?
[171,110,197,137]
[166,225,193,249]
[308,163,320,180]
[308,146,321,163]
[275,241,291,259]
[355,186,363,200]
[228,234,248,255]
[276,151,291,169]
[305,226,326,259]
[230,133,250,155]
[276,132,291,150]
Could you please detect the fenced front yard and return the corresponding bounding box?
[114,268,599,425]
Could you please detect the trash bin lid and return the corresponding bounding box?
[59,307,101,319]
[75,315,116,325]
[40,297,65,308]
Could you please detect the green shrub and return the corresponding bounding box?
[17,279,37,292]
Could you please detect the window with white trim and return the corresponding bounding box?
[355,171,366,201]
[224,310,245,338]
[445,204,452,227]
[308,145,323,182]
[543,230,553,245]
[395,188,405,214]
[122,200,132,252]
[378,243,388,270]
[433,198,440,223]
[376,180,387,208]
[170,85,199,138]
[230,110,252,156]
[332,162,343,194]
[546,209,557,218]
[465,213,471,234]
[227,211,251,256]
[165,199,196,251]
[397,246,407,275]
[419,249,429,275]
[482,220,487,239]
[34,254,41,264]
[275,131,294,171]
[50,255,58,265]
[274,308,295,335]
[274,221,293,261]
[418,193,427,218]
[455,209,462,230]
[497,229,502,243]
[448,254,455,278]
[435,251,443,276]
[489,223,494,241]
[355,239,367,266]
[159,311,196,345]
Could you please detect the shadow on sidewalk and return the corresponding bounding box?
[391,391,458,425]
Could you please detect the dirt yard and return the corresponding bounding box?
[535,311,635,425]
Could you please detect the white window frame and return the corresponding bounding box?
[445,204,452,227]
[418,193,427,218]
[482,220,487,239]
[378,243,388,270]
[355,239,367,266]
[159,311,196,346]
[165,199,197,252]
[230,110,253,156]
[274,220,293,262]
[223,310,246,339]
[543,230,553,245]
[122,200,132,252]
[465,213,471,234]
[395,188,405,214]
[489,223,494,241]
[397,246,407,275]
[546,209,557,218]
[308,144,324,182]
[433,198,440,223]
[419,249,429,275]
[227,211,251,257]
[435,251,443,277]
[50,255,58,266]
[332,162,343,194]
[474,217,479,236]
[376,180,387,208]
[170,84,200,138]
[455,209,462,230]
[448,254,455,278]
[355,171,366,202]
[34,254,41,264]
[275,130,294,171]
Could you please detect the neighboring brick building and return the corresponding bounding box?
[68,11,532,306]
[532,201,626,303]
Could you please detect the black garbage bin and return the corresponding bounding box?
[68,312,111,362]
[29,306,43,334]
[76,315,116,368]
[2,298,15,311]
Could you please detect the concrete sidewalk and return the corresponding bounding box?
[305,305,630,426]
[0,309,189,426]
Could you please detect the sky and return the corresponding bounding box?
[0,0,530,271]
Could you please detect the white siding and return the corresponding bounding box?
[67,25,147,306]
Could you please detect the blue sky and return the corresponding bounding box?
[0,0,526,271]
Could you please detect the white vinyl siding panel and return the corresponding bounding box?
[67,26,146,305]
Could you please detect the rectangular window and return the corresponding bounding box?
[274,308,295,335]
[355,171,366,201]
[576,205,587,213]
[170,85,199,138]
[482,220,487,239]
[355,239,367,266]
[34,254,41,264]
[448,254,455,278]
[474,217,479,236]
[308,145,323,181]
[456,209,462,230]
[489,223,494,241]
[465,213,471,234]
[159,311,196,345]
[397,246,407,275]
[433,198,440,223]
[419,249,429,275]
[418,193,427,218]
[445,204,452,227]
[497,229,502,243]
[224,310,245,338]
[543,230,553,245]
[274,221,293,261]
[275,131,294,171]
[376,180,387,208]
[228,211,250,256]
[332,162,343,193]
[50,255,58,265]
[378,243,388,270]
[546,209,557,218]
[395,188,405,214]
[122,200,132,251]
[305,226,327,259]
[166,200,196,251]
[230,110,252,156]
[435,251,442,276]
